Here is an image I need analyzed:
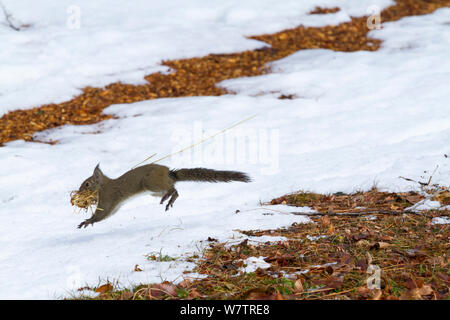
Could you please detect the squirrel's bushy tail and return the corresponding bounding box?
[170,168,251,183]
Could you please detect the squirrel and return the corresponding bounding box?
[76,164,251,229]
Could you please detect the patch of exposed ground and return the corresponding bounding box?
[270,188,426,213]
[309,7,341,15]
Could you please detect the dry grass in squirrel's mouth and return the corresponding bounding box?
[70,189,99,213]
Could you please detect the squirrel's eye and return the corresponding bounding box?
[85,182,90,187]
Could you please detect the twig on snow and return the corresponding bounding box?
[0,1,20,31]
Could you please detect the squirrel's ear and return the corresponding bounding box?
[93,163,104,182]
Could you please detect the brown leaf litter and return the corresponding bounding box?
[309,7,341,15]
[269,187,427,214]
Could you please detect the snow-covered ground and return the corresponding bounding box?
[1,1,449,299]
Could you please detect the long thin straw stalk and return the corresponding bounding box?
[132,114,257,169]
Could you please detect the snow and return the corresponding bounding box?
[0,0,393,115]
[431,216,450,225]
[0,2,449,299]
[240,256,271,273]
[306,235,328,242]
[405,199,442,212]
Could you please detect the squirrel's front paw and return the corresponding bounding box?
[78,218,95,229]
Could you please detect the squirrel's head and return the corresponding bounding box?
[78,164,105,193]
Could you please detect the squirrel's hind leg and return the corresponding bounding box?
[160,187,175,205]
[160,187,178,211]
[166,190,178,211]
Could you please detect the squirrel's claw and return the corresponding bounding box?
[78,218,95,229]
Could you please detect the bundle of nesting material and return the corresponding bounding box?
[70,189,98,213]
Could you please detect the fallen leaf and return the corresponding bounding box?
[371,289,382,300]
[356,286,370,298]
[246,289,283,300]
[353,233,370,241]
[356,239,370,247]
[401,288,422,300]
[355,259,368,271]
[312,276,344,289]
[404,277,424,290]
[188,288,203,299]
[366,252,373,265]
[320,216,330,226]
[370,242,391,250]
[278,33,288,40]
[294,279,304,293]
[150,282,177,298]
[95,283,113,294]
[325,265,334,275]
[120,291,134,300]
[436,273,449,285]
[418,285,433,296]
[178,279,192,288]
[327,224,335,235]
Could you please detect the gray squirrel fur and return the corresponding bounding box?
[76,164,251,228]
